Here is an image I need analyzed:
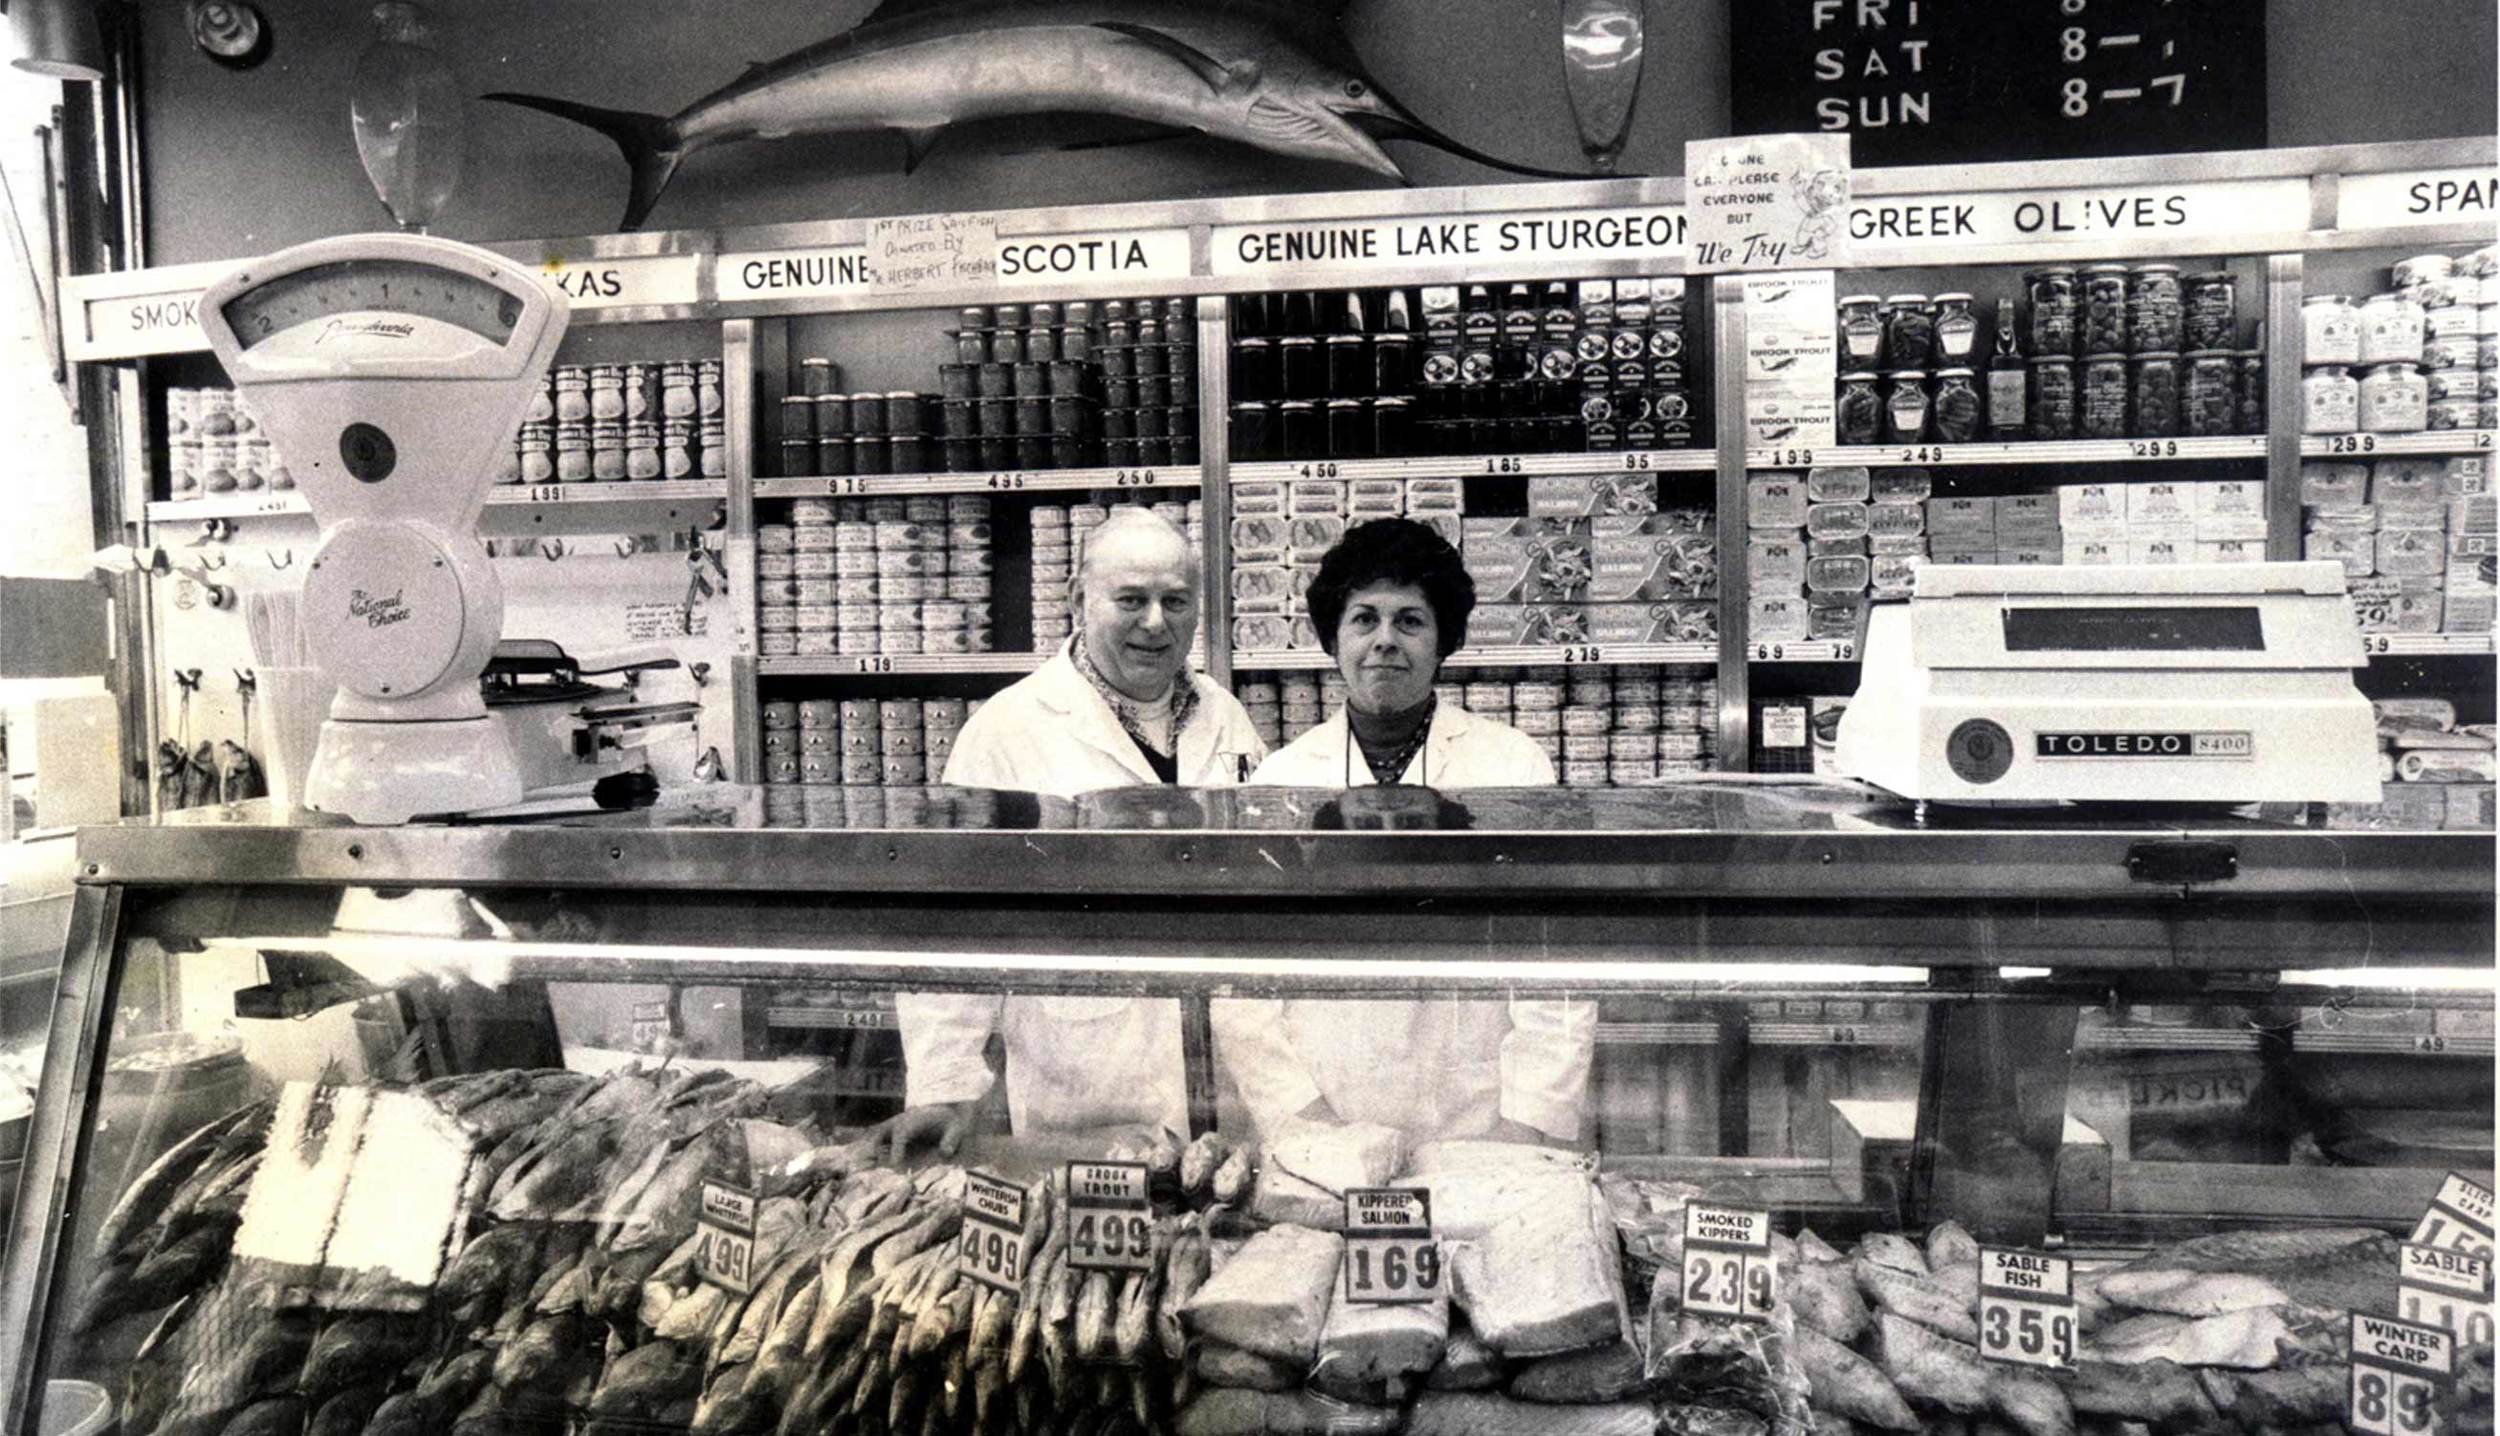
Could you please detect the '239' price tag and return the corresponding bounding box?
[1977,1247,2076,1370]
[2350,1312,2454,1435]
[1680,1203,1777,1321]
[1343,1188,1442,1307]
[958,1170,1030,1294]
[1066,1161,1154,1272]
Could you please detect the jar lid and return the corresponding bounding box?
[2131,262,2182,274]
[1935,367,1976,377]
[2081,263,2131,274]
[886,390,918,400]
[1839,294,1882,306]
[2366,362,2421,373]
[779,394,813,406]
[2303,293,2352,304]
[2184,349,2234,359]
[2362,291,2418,305]
[1932,292,1974,304]
[2134,351,2181,360]
[2023,266,2077,278]
[1278,400,1318,411]
[1881,293,1929,305]
[1840,371,1880,381]
[2308,365,2353,375]
[2186,271,2235,284]
[1889,369,1929,379]
[2027,355,2072,366]
[2083,352,2130,361]
[800,356,832,368]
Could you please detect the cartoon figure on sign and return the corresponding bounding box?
[1791,166,1848,261]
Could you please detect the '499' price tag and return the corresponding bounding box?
[694,1180,758,1295]
[958,1170,1030,1294]
[1065,1161,1154,1272]
[1680,1203,1777,1321]
[1343,1188,1442,1307]
[1977,1247,2075,1370]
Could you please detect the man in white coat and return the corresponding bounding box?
[882,509,1265,1159]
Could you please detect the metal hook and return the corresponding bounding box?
[541,538,568,562]
[204,582,235,610]
[175,668,203,696]
[194,518,234,545]
[688,661,710,690]
[267,548,294,570]
[234,669,257,699]
[705,503,728,532]
[615,536,643,560]
[196,550,227,571]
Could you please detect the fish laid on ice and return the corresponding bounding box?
[2093,1233,2398,1318]
[1793,1323,1917,1431]
[1855,1253,1978,1344]
[485,0,1581,230]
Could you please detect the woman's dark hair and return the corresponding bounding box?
[1308,517,1474,659]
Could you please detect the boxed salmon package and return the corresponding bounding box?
[1464,531,1594,602]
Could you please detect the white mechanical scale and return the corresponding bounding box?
[1837,561,2381,805]
[199,233,570,823]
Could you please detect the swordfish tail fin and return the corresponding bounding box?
[482,93,684,231]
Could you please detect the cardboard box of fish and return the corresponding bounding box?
[62,1062,2491,1436]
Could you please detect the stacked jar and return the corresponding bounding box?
[939,299,1199,472]
[2308,248,2500,436]
[1833,292,1988,445]
[511,358,721,488]
[1030,505,1074,649]
[1283,664,1714,785]
[165,386,292,496]
[757,496,993,658]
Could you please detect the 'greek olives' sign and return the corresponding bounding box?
[1212,204,1687,279]
[1731,0,2265,166]
[1845,177,2310,253]
[2338,169,2500,232]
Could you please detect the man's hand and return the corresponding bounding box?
[874,1100,978,1166]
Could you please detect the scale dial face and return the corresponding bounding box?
[219,257,524,353]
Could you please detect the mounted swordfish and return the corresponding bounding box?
[485,0,1583,231]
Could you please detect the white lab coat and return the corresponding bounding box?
[1232,703,1579,1146]
[905,645,1263,1135]
[941,644,1268,799]
[1249,702,1557,788]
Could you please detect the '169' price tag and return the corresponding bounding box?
[694,1180,757,1295]
[1066,1161,1154,1272]
[1680,1203,1777,1322]
[2350,1312,2454,1435]
[1977,1247,2076,1370]
[1343,1188,1442,1307]
[958,1170,1031,1294]
[2400,1243,2497,1349]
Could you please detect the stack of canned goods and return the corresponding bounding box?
[756,495,993,658]
[1029,495,1205,652]
[166,386,288,496]
[937,299,1201,472]
[774,356,942,477]
[1232,672,1342,749]
[505,358,724,486]
[1230,278,1695,462]
[2300,247,2500,437]
[758,696,983,793]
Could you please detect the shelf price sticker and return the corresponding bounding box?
[2411,1173,2496,1264]
[1343,1188,1442,1308]
[959,1170,1032,1295]
[1681,1203,1777,1322]
[695,1180,758,1295]
[1977,1247,2076,1370]
[2350,1312,2454,1436]
[1066,1161,1154,1272]
[2400,1243,2497,1348]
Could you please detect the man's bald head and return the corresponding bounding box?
[1072,507,1201,702]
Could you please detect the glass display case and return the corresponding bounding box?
[2,794,2490,1435]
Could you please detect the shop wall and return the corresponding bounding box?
[128,0,2500,268]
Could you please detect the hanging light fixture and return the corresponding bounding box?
[1560,0,1646,174]
[349,1,466,233]
[7,0,107,82]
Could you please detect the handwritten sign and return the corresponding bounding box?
[2350,1312,2453,1436]
[695,1180,758,1294]
[959,1170,1031,1294]
[1212,204,1687,278]
[1977,1247,2076,1370]
[1066,1161,1154,1272]
[870,211,1003,289]
[1685,133,1851,273]
[1680,1203,1778,1321]
[1343,1189,1441,1307]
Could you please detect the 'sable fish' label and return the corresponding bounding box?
[1978,1246,2075,1370]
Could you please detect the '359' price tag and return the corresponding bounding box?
[1066,1161,1154,1272]
[1680,1203,1777,1322]
[1977,1247,2075,1370]
[1343,1188,1442,1307]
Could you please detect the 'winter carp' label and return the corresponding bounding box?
[959,1170,1030,1295]
[1066,1161,1153,1272]
[1680,1203,1777,1322]
[1343,1188,1441,1308]
[1978,1247,2075,1370]
[2349,1312,2454,1436]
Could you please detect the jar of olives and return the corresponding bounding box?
[2132,352,2181,437]
[1932,293,1980,366]
[2080,353,2131,439]
[2029,356,2077,439]
[2128,265,2185,353]
[2183,272,2237,350]
[2183,351,2237,437]
[1838,295,1887,369]
[2081,265,2131,354]
[2025,267,2078,357]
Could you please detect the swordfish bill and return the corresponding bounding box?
[484,0,1585,231]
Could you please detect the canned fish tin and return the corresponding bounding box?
[1562,733,1611,762]
[799,700,838,730]
[1562,759,1610,788]
[946,574,991,601]
[763,701,800,730]
[555,422,592,482]
[880,727,925,757]
[1609,732,1659,762]
[2360,294,2428,365]
[924,697,970,729]
[790,498,835,526]
[833,550,877,579]
[661,363,697,418]
[2429,367,2481,404]
[758,552,796,581]
[2428,399,2479,431]
[1562,707,1612,737]
[881,576,931,603]
[660,419,696,478]
[793,525,837,553]
[1612,705,1661,734]
[834,576,880,604]
[758,632,798,657]
[795,604,837,633]
[764,753,801,784]
[554,367,590,422]
[700,420,727,477]
[840,751,882,785]
[758,523,796,553]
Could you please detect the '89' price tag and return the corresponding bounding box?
[1680,1203,1777,1321]
[2350,1312,2454,1435]
[958,1170,1031,1294]
[1066,1161,1154,1272]
[1343,1188,1442,1307]
[1977,1247,2076,1370]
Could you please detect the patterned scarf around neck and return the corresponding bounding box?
[1072,634,1199,760]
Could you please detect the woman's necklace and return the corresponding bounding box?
[1348,697,1435,786]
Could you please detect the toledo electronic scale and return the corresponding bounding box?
[1836,561,2381,805]
[199,233,571,823]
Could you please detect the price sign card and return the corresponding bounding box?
[2400,1243,2497,1349]
[959,1170,1032,1295]
[2350,1312,2455,1436]
[2412,1172,2497,1263]
[1343,1188,1443,1307]
[1066,1161,1155,1272]
[1977,1247,2077,1370]
[695,1180,758,1294]
[1681,1203,1778,1322]
[1684,133,1852,274]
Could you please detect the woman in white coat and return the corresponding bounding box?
[1224,518,1591,1148]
